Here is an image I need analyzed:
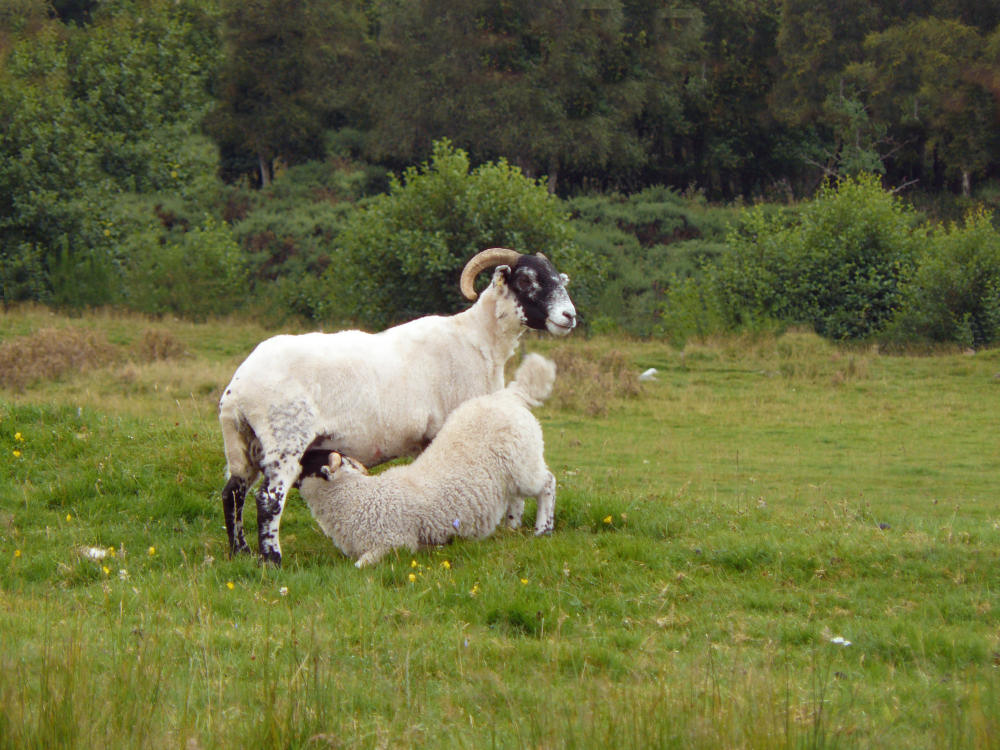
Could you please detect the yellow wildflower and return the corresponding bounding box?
[470,583,480,596]
[520,578,529,585]
[408,573,416,582]
[603,515,613,524]
[102,566,110,575]
[226,581,235,590]
[441,560,451,570]
[13,549,21,558]
[14,432,23,442]
[12,450,21,458]
[147,546,156,556]
[66,514,72,522]
[411,559,418,568]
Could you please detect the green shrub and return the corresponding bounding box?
[122,216,247,320]
[323,140,599,329]
[887,207,1000,348]
[656,273,729,346]
[715,174,921,339]
[568,186,736,336]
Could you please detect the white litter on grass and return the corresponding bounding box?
[639,368,658,382]
[829,636,852,647]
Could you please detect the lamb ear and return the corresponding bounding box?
[326,452,343,475]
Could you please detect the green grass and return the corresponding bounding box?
[1,308,999,748]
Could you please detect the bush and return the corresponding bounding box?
[714,174,921,339]
[122,216,247,320]
[568,186,735,337]
[322,140,600,329]
[656,273,729,346]
[887,207,1000,348]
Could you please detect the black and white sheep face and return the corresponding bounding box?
[504,255,577,336]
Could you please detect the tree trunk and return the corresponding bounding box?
[258,154,272,188]
[546,159,559,194]
[961,170,971,197]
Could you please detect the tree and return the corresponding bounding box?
[853,18,997,194]
[323,140,599,328]
[715,174,921,339]
[772,0,885,125]
[670,0,789,197]
[363,0,702,192]
[207,0,367,186]
[0,22,113,305]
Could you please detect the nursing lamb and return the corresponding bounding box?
[219,248,576,564]
[298,353,557,567]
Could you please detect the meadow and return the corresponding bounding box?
[1,306,998,749]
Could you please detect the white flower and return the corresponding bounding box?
[829,636,852,647]
[279,586,288,596]
[81,546,107,561]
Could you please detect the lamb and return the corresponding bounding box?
[218,248,576,564]
[298,353,558,567]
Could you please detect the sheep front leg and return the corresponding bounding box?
[533,471,556,536]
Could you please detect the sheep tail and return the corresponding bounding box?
[510,353,557,408]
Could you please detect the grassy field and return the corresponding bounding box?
[1,306,998,749]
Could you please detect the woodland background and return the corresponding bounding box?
[2,0,1000,345]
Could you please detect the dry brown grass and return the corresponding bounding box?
[0,327,119,391]
[547,345,643,416]
[131,328,187,361]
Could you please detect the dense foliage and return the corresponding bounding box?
[2,0,1000,348]
[715,175,921,340]
[889,208,1000,348]
[322,141,600,329]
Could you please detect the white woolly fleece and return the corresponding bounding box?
[299,354,558,567]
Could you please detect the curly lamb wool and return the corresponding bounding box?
[298,353,558,567]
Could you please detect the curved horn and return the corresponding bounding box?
[460,247,523,301]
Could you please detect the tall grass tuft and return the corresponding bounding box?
[546,345,642,415]
[0,327,117,391]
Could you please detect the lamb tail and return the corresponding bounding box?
[510,353,556,407]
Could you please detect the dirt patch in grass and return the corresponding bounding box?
[0,327,119,391]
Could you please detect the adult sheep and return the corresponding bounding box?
[218,248,577,564]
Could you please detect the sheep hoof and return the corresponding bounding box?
[258,550,282,567]
[534,526,553,537]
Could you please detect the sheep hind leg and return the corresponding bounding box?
[222,475,252,556]
[255,480,287,566]
[255,447,311,565]
[533,471,556,536]
[355,546,392,568]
